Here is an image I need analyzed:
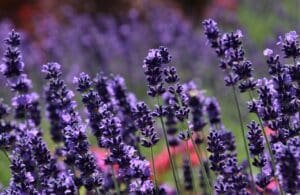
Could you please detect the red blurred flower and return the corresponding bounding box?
[153,140,204,179]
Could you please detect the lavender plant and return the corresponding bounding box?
[203,18,300,194]
[0,17,299,195]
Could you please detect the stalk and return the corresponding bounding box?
[172,146,183,190]
[156,97,181,194]
[111,165,121,195]
[150,146,159,193]
[231,86,256,194]
[190,137,213,194]
[173,93,212,194]
[248,91,284,195]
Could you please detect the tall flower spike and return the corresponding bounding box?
[1,30,23,77]
[183,81,207,133]
[203,19,256,93]
[1,30,41,125]
[143,46,171,97]
[110,75,138,146]
[76,73,154,193]
[43,62,68,142]
[43,63,102,191]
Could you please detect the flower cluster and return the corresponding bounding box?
[74,71,154,193]
[203,19,256,92]
[204,19,300,194]
[0,18,299,195]
[42,62,102,191]
[0,30,41,125]
[206,98,248,194]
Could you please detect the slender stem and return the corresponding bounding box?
[111,165,120,195]
[190,137,213,194]
[150,146,159,193]
[156,97,181,194]
[198,131,212,185]
[173,92,212,194]
[231,86,256,194]
[172,146,182,190]
[248,91,284,195]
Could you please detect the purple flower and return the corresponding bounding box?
[143,46,171,97]
[183,81,207,132]
[277,31,300,59]
[0,30,24,78]
[206,97,221,126]
[42,62,102,190]
[203,19,255,93]
[182,156,193,191]
[247,121,266,168]
[273,137,300,194]
[1,30,41,125]
[110,75,138,145]
[132,102,159,147]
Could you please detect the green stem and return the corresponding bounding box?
[198,131,212,186]
[111,165,120,195]
[173,92,212,194]
[231,86,256,194]
[248,91,284,195]
[157,97,181,194]
[190,137,213,195]
[150,146,159,193]
[172,146,182,190]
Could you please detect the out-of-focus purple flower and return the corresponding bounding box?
[43,62,70,143]
[182,156,193,191]
[0,100,15,150]
[206,97,221,126]
[277,31,300,59]
[110,75,138,145]
[0,30,24,78]
[263,48,273,57]
[1,30,41,126]
[183,81,207,133]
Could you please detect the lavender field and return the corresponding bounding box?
[0,1,299,194]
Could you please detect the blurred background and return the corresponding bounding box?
[0,0,299,188]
